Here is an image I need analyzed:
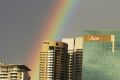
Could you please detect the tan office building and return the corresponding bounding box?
[0,62,30,80]
[39,41,68,80]
[62,37,83,80]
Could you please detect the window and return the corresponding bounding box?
[49,46,54,50]
[56,43,59,46]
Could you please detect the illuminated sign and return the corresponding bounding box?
[84,35,111,41]
[90,36,100,40]
[84,35,115,53]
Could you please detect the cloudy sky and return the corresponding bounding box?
[0,0,120,78]
[0,0,56,64]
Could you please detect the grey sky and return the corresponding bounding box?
[0,0,55,64]
[0,0,120,71]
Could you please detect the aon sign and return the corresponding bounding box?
[84,35,111,41]
[90,36,100,41]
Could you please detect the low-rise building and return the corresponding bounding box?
[0,62,30,80]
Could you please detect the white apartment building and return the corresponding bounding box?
[0,62,30,80]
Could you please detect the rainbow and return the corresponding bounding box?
[28,0,81,80]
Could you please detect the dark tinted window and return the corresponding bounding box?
[49,46,54,50]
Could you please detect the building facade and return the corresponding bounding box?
[82,30,120,80]
[62,38,74,80]
[39,41,68,80]
[62,37,83,80]
[0,62,30,80]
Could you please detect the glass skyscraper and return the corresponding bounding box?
[82,30,120,80]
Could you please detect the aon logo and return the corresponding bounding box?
[90,36,100,41]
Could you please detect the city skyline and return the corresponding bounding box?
[1,0,120,80]
[38,31,119,80]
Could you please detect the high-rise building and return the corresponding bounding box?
[62,38,74,80]
[74,37,83,80]
[0,62,30,80]
[82,30,120,80]
[62,37,83,80]
[39,41,68,80]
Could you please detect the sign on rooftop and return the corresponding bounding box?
[84,35,111,41]
[84,35,115,53]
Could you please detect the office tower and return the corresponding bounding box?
[62,37,83,80]
[62,38,74,80]
[74,37,83,80]
[0,62,30,80]
[39,41,68,80]
[82,30,120,80]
